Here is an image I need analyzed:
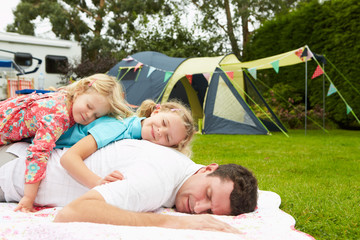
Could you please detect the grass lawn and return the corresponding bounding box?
[191,129,360,240]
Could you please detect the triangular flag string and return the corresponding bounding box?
[122,56,134,61]
[346,105,352,115]
[295,48,304,59]
[270,60,279,73]
[203,73,211,82]
[225,67,289,137]
[134,62,143,72]
[306,49,313,61]
[226,71,234,80]
[300,46,314,61]
[311,65,324,79]
[164,71,172,82]
[327,83,337,96]
[248,68,257,79]
[185,74,193,84]
[308,46,360,124]
[147,66,156,78]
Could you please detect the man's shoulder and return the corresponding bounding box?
[114,139,192,161]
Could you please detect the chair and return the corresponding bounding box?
[7,77,34,98]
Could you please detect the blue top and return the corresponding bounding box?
[55,116,145,149]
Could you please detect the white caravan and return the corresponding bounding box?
[0,31,81,99]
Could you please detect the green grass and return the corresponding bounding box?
[191,130,360,240]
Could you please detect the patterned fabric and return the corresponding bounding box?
[0,191,316,240]
[0,92,75,183]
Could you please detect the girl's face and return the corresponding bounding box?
[141,111,187,147]
[72,90,111,125]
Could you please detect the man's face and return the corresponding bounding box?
[175,163,233,215]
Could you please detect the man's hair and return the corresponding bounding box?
[208,164,258,215]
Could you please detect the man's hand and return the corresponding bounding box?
[97,170,124,186]
[13,196,36,213]
[168,215,241,234]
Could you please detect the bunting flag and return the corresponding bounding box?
[147,66,156,77]
[203,73,211,82]
[226,71,234,80]
[295,49,303,59]
[134,62,143,72]
[248,68,257,79]
[301,48,313,61]
[123,56,134,61]
[327,83,337,96]
[346,105,352,115]
[185,74,193,84]
[311,65,324,79]
[300,48,308,58]
[306,49,313,61]
[164,71,172,82]
[312,53,326,64]
[270,60,280,73]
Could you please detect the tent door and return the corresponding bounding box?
[168,77,206,126]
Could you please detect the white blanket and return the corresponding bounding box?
[0,191,315,240]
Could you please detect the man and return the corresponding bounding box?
[0,139,258,233]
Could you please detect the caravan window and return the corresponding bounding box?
[15,52,32,67]
[45,55,68,74]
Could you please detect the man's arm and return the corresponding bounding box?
[54,190,240,234]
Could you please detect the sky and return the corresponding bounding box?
[0,0,20,32]
[0,0,55,38]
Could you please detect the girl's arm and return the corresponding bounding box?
[14,182,40,212]
[60,135,123,188]
[60,135,100,188]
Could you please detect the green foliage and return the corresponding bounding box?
[133,13,224,58]
[189,0,307,58]
[245,0,360,128]
[7,0,170,60]
[192,130,360,239]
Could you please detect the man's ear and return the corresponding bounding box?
[196,163,219,174]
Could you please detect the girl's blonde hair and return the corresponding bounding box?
[63,74,133,119]
[136,99,195,157]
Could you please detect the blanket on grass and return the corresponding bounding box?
[0,190,315,240]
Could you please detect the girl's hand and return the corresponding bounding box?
[14,196,36,213]
[98,170,124,186]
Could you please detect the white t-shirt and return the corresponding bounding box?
[0,140,202,211]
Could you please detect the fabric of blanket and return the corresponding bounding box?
[0,190,315,240]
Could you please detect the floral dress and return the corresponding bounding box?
[0,91,75,183]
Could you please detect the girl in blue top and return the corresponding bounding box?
[57,99,195,189]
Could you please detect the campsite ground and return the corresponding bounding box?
[191,130,359,240]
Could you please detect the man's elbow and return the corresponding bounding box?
[54,206,75,222]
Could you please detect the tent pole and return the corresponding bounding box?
[322,63,326,131]
[305,58,308,135]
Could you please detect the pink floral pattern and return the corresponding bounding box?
[0,92,75,183]
[0,191,315,240]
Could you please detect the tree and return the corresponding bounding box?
[188,0,308,59]
[246,0,360,129]
[7,0,169,60]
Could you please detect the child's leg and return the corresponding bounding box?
[0,145,18,201]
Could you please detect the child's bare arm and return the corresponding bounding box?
[60,135,103,188]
